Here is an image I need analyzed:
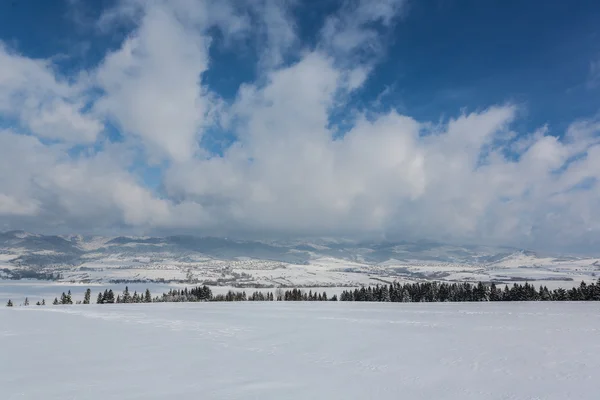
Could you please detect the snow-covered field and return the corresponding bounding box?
[2,302,599,399]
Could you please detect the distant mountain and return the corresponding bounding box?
[0,230,525,267]
[1,231,597,286]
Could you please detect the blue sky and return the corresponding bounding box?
[0,0,599,253]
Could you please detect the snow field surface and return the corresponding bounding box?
[2,302,600,399]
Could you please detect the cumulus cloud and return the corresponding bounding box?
[0,0,599,252]
[94,3,211,162]
[0,130,174,231]
[0,43,102,143]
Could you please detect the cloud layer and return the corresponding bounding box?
[1,0,599,253]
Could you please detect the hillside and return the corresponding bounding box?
[1,231,598,287]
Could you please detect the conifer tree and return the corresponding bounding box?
[381,286,391,302]
[144,289,152,303]
[41,299,45,306]
[122,286,131,303]
[24,297,29,306]
[97,292,104,304]
[83,288,91,304]
[593,279,600,301]
[106,289,115,303]
[489,283,500,301]
[6,299,13,307]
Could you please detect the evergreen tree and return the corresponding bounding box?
[489,283,500,301]
[6,299,13,307]
[106,289,115,303]
[144,289,152,303]
[97,292,104,304]
[401,290,411,303]
[122,286,131,303]
[24,297,29,306]
[539,286,551,301]
[41,299,45,306]
[53,297,59,305]
[83,288,91,304]
[593,279,600,301]
[36,301,41,306]
[381,285,391,302]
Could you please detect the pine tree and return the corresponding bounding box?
[83,288,91,305]
[381,285,391,302]
[41,299,45,306]
[144,289,152,303]
[24,297,29,306]
[489,283,500,301]
[106,289,115,303]
[97,292,104,304]
[6,299,13,307]
[53,297,59,305]
[122,286,131,303]
[66,290,73,304]
[36,301,41,306]
[593,279,600,301]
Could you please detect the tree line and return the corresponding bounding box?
[339,280,600,302]
[6,279,600,307]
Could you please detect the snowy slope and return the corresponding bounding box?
[2,302,600,399]
[1,231,599,287]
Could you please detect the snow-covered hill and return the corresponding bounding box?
[2,302,599,399]
[1,231,598,287]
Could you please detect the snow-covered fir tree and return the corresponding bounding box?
[83,288,91,304]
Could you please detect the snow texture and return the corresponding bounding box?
[2,302,599,399]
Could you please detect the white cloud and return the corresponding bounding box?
[0,194,39,217]
[26,99,103,143]
[0,130,176,231]
[320,0,406,58]
[249,0,298,67]
[0,0,599,253]
[94,4,211,162]
[0,43,102,144]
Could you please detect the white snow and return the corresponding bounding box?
[2,302,599,399]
